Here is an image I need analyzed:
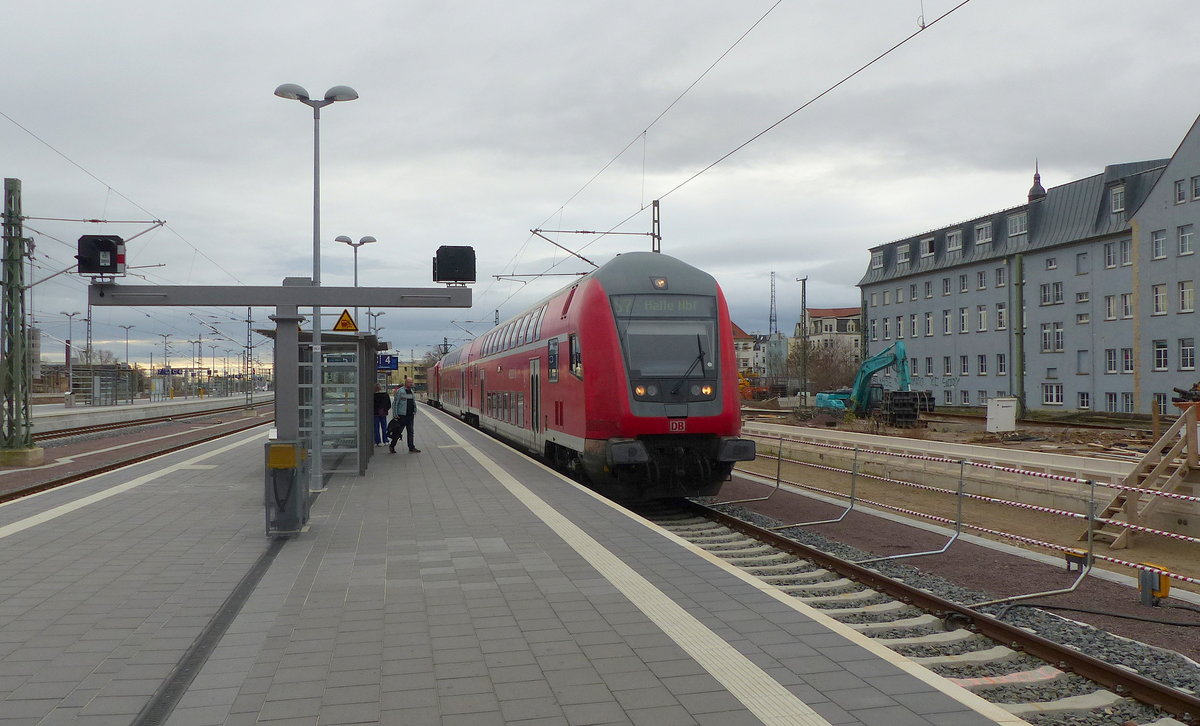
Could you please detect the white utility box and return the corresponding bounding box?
[986,396,1019,433]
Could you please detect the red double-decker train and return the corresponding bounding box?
[428,251,755,500]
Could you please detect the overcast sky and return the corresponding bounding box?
[6,1,1200,370]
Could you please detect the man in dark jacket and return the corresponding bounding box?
[372,384,391,445]
[389,377,420,453]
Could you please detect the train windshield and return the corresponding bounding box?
[610,295,717,378]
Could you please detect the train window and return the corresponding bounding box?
[516,315,531,346]
[561,286,577,318]
[517,393,524,428]
[569,334,582,379]
[547,339,559,382]
[532,305,546,342]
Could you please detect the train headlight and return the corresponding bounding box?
[701,385,713,396]
[634,385,646,397]
[646,384,658,396]
[690,385,700,395]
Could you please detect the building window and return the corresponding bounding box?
[1075,291,1089,303]
[896,245,911,265]
[921,237,935,257]
[1104,242,1116,268]
[924,281,933,298]
[925,356,933,375]
[960,390,971,405]
[1076,313,1090,325]
[959,355,969,375]
[942,278,951,296]
[895,315,903,338]
[1076,251,1088,275]
[977,305,987,331]
[870,292,878,307]
[1105,392,1118,412]
[1040,322,1064,352]
[1039,282,1063,305]
[1180,280,1195,313]
[1045,257,1057,270]
[977,354,988,375]
[924,312,933,336]
[1104,295,1117,320]
[1193,176,1200,201]
[869,319,877,340]
[1120,293,1132,319]
[1121,392,1134,413]
[1152,229,1167,259]
[882,316,891,339]
[1121,347,1134,373]
[1154,393,1169,416]
[943,356,952,375]
[976,271,986,289]
[946,230,962,252]
[959,307,969,333]
[1153,284,1168,315]
[959,274,968,293]
[996,302,1007,330]
[871,251,884,269]
[910,314,918,338]
[1079,391,1090,410]
[975,222,992,245]
[995,266,1007,287]
[1042,383,1063,405]
[1176,180,1187,204]
[883,290,892,305]
[1008,211,1028,236]
[943,389,953,405]
[942,309,951,335]
[1180,225,1195,256]
[1111,185,1125,213]
[1181,338,1196,370]
[997,353,1007,376]
[1105,348,1118,373]
[1120,239,1131,266]
[911,357,919,375]
[1154,340,1168,371]
[978,390,988,404]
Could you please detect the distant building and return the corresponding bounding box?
[797,307,862,362]
[731,322,764,377]
[859,112,1200,414]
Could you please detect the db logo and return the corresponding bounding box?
[668,420,687,432]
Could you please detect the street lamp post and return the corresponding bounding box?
[275,82,359,494]
[336,235,375,323]
[366,311,385,335]
[119,324,135,403]
[61,311,80,401]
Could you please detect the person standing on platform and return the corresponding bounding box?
[372,384,391,445]
[389,377,421,453]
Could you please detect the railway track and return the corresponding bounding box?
[32,400,272,442]
[635,499,1199,726]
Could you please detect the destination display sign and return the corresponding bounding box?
[610,294,715,318]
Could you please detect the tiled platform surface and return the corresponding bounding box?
[0,410,1024,725]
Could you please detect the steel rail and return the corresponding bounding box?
[680,498,1200,724]
[1,417,273,505]
[33,401,272,442]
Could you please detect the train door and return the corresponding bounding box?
[529,358,541,433]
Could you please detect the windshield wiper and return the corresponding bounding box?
[670,335,706,394]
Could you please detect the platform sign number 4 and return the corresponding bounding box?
[669,420,686,432]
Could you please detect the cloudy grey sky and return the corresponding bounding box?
[5,1,1199,369]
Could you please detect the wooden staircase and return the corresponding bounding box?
[1080,403,1199,549]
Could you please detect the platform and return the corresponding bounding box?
[0,407,1024,725]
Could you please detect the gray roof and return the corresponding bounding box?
[859,160,1168,287]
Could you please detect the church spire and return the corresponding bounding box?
[1028,160,1047,202]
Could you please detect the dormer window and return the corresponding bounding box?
[1111,185,1125,214]
[896,244,911,265]
[946,230,962,253]
[871,251,884,269]
[920,237,935,257]
[975,222,992,245]
[1008,212,1028,236]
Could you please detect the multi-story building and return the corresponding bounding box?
[859,113,1200,415]
[798,307,862,361]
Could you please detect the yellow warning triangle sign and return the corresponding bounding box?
[332,309,358,332]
